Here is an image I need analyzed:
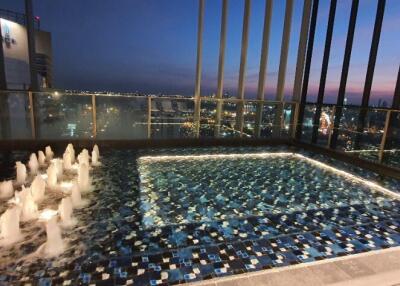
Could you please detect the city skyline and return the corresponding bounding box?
[1,0,400,105]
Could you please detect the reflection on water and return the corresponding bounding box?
[138,153,395,228]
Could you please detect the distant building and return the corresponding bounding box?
[1,10,52,90]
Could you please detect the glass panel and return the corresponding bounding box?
[282,103,296,137]
[151,98,195,139]
[299,104,316,142]
[199,99,217,138]
[316,105,335,146]
[355,109,387,162]
[96,95,147,139]
[0,91,31,139]
[242,101,258,138]
[220,101,239,137]
[260,103,277,138]
[34,92,92,139]
[336,106,359,151]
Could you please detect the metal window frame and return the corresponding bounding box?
[295,0,319,140]
[273,0,294,136]
[235,0,251,136]
[254,0,273,137]
[215,0,229,138]
[311,0,337,144]
[193,0,205,138]
[291,0,312,138]
[354,0,386,150]
[330,0,359,149]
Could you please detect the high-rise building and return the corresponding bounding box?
[0,9,52,90]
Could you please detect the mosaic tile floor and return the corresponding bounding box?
[0,146,399,286]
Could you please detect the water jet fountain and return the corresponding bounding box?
[78,163,90,192]
[38,151,46,166]
[66,144,75,163]
[39,209,65,257]
[63,151,72,170]
[28,153,39,175]
[71,181,86,208]
[31,175,46,202]
[21,190,39,221]
[78,149,90,166]
[93,144,100,158]
[52,158,63,179]
[13,185,29,205]
[45,146,54,161]
[92,150,101,166]
[16,162,27,185]
[0,180,13,199]
[0,206,22,246]
[59,197,76,227]
[47,164,58,189]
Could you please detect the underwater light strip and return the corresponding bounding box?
[138,152,294,161]
[138,152,400,200]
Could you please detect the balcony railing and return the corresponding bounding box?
[298,103,400,169]
[0,90,298,141]
[0,91,399,171]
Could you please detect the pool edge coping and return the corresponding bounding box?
[186,245,400,286]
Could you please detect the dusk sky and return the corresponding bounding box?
[2,0,400,105]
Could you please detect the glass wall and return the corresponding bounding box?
[96,95,148,140]
[0,91,399,171]
[35,92,93,139]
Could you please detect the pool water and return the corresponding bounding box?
[138,153,395,229]
[0,147,400,285]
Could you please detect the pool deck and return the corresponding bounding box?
[190,246,400,286]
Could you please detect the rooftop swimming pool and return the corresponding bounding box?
[0,146,400,285]
[138,152,397,229]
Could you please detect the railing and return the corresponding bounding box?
[297,103,400,169]
[0,90,298,141]
[1,91,399,170]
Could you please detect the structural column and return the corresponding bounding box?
[25,0,39,91]
[215,0,228,137]
[273,0,294,136]
[354,0,386,150]
[311,0,337,143]
[330,0,359,149]
[255,0,273,137]
[290,0,312,137]
[235,0,251,136]
[295,0,319,139]
[193,0,205,137]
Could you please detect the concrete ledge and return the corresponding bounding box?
[189,246,400,286]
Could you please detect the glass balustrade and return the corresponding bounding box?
[0,90,399,170]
